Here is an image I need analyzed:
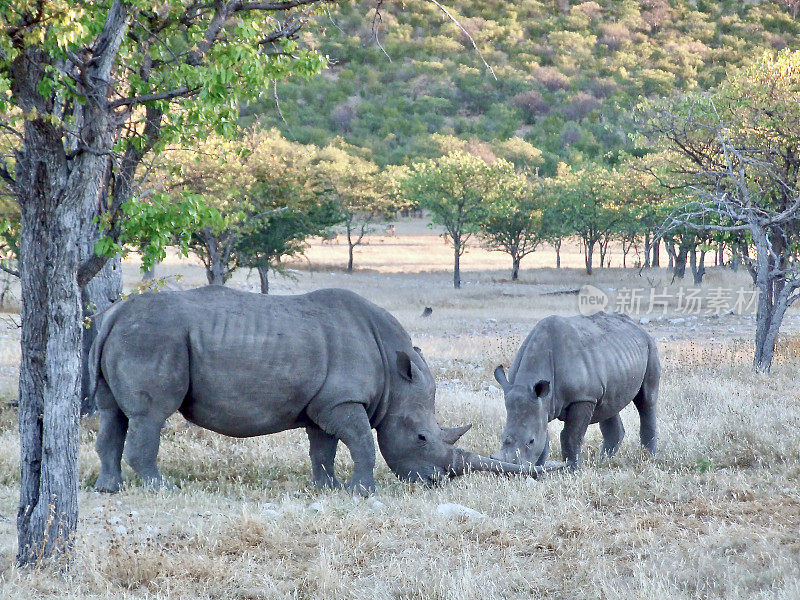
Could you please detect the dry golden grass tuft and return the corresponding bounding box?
[1,227,799,598]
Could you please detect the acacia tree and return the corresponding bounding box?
[403,152,503,288]
[648,50,800,370]
[233,131,341,292]
[0,0,328,565]
[479,166,542,280]
[163,128,340,286]
[236,199,340,292]
[315,143,395,272]
[548,164,620,275]
[162,133,254,284]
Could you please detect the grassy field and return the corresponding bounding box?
[0,223,799,599]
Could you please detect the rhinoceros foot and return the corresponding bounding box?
[93,474,123,493]
[345,476,376,497]
[310,474,343,490]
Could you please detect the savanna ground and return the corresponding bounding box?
[0,220,799,599]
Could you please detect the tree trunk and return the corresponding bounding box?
[598,237,609,269]
[555,239,562,268]
[16,121,82,565]
[652,237,660,267]
[584,240,594,275]
[142,263,157,280]
[752,234,791,372]
[257,265,269,294]
[754,294,787,372]
[79,184,123,416]
[643,232,651,268]
[690,249,706,285]
[511,255,520,280]
[672,245,688,279]
[453,238,461,289]
[80,259,122,416]
[666,243,675,270]
[203,229,227,285]
[345,224,355,273]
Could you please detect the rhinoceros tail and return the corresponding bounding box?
[86,300,125,404]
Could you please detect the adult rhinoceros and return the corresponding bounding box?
[492,312,660,469]
[89,286,556,493]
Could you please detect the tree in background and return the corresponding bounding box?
[236,200,340,293]
[161,128,340,287]
[403,152,504,288]
[160,133,254,285]
[479,166,542,280]
[547,164,621,275]
[315,143,397,272]
[646,50,800,371]
[0,1,328,565]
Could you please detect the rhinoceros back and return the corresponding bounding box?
[91,286,400,437]
[512,312,654,423]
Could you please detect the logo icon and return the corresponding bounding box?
[578,285,608,316]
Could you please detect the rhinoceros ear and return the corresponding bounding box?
[494,365,510,392]
[532,379,551,398]
[397,351,414,382]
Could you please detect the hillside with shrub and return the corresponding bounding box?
[248,0,800,173]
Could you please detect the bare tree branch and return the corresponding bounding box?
[109,85,200,108]
[425,0,496,80]
[0,263,19,278]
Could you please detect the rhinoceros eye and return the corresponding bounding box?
[418,433,427,442]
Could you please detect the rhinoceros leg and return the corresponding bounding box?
[313,403,376,495]
[124,411,170,489]
[94,379,128,493]
[306,426,342,489]
[599,414,625,457]
[633,387,658,456]
[634,343,660,456]
[560,401,595,469]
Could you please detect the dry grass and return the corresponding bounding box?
[0,224,799,599]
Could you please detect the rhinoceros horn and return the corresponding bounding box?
[450,448,567,478]
[441,423,472,445]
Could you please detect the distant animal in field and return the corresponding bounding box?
[384,224,396,236]
[321,232,339,244]
[421,307,433,318]
[89,286,560,495]
[492,312,660,469]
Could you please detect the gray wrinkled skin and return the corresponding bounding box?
[492,312,660,469]
[90,286,550,495]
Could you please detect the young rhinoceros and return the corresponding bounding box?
[89,286,553,494]
[492,312,660,469]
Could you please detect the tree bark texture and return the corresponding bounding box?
[511,256,520,280]
[554,239,561,269]
[347,244,355,273]
[12,4,129,563]
[16,119,83,564]
[79,192,122,416]
[202,229,232,286]
[584,241,594,275]
[257,265,270,294]
[652,237,660,267]
[673,245,688,279]
[453,238,461,289]
[690,249,706,285]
